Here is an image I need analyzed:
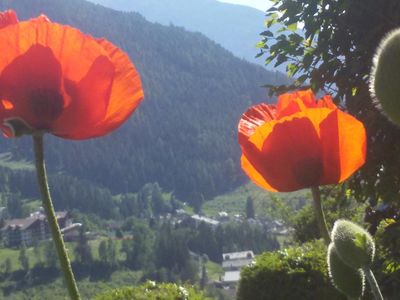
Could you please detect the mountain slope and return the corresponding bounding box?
[89,0,272,67]
[0,0,287,203]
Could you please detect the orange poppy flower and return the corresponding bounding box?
[0,10,143,139]
[238,90,366,192]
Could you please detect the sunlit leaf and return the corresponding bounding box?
[287,23,297,32]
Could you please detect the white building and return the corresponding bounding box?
[1,210,73,247]
[222,250,254,270]
[219,250,255,290]
[191,214,220,228]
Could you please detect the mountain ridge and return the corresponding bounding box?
[89,0,273,67]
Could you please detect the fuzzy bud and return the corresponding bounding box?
[327,243,365,299]
[331,220,375,269]
[370,28,400,126]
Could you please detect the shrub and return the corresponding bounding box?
[95,281,210,300]
[237,240,346,300]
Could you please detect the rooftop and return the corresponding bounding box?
[191,214,219,226]
[2,217,39,230]
[223,250,254,261]
[2,210,69,231]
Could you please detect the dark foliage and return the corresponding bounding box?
[258,0,400,211]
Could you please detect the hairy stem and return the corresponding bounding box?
[311,186,331,245]
[33,134,81,300]
[364,268,384,300]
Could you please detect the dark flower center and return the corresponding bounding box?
[28,88,64,127]
[293,157,323,188]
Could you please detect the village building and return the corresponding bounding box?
[222,250,254,272]
[1,209,73,247]
[190,214,220,228]
[217,250,255,297]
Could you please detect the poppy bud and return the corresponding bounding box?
[370,28,400,126]
[331,220,375,269]
[327,243,365,299]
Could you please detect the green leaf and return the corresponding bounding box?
[256,41,265,48]
[277,27,287,33]
[287,63,298,77]
[260,30,274,37]
[296,74,309,83]
[265,57,274,65]
[267,7,278,12]
[265,13,278,27]
[255,52,264,58]
[287,23,297,32]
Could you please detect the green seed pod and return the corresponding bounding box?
[370,28,400,126]
[327,243,365,299]
[331,219,375,269]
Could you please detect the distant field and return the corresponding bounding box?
[205,260,224,281]
[0,239,125,272]
[202,182,309,219]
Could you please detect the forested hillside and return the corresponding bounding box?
[0,0,288,205]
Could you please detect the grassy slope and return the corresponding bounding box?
[202,182,309,219]
[0,239,125,272]
[0,239,139,299]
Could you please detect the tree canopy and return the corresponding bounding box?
[259,0,400,213]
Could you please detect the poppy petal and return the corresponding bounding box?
[0,18,106,86]
[319,109,366,184]
[241,153,277,192]
[0,45,63,130]
[317,95,337,109]
[51,55,114,139]
[55,39,144,139]
[276,89,316,118]
[91,38,144,134]
[30,14,51,23]
[243,107,344,191]
[238,103,276,145]
[0,45,61,91]
[243,111,330,192]
[0,10,18,29]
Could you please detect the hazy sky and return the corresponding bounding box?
[218,0,272,12]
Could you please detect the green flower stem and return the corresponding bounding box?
[311,186,331,245]
[33,134,81,300]
[364,268,384,300]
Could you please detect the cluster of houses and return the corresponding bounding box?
[0,208,81,247]
[178,211,291,296]
[175,208,290,235]
[175,211,285,297]
[0,205,284,297]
